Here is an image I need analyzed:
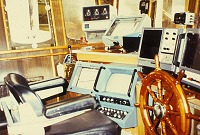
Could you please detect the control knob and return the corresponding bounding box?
[122,100,127,105]
[124,111,128,115]
[110,98,114,103]
[113,113,117,118]
[118,114,122,119]
[106,112,110,116]
[106,98,110,102]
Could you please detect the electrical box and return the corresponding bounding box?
[82,5,117,43]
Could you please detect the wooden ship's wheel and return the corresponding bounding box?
[135,55,200,135]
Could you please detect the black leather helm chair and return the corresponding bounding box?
[3,73,121,135]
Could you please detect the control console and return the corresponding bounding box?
[68,61,141,128]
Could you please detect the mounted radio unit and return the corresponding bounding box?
[68,61,141,128]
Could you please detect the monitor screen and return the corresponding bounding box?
[94,66,139,97]
[180,32,200,73]
[68,62,140,97]
[105,73,132,95]
[123,34,141,52]
[139,29,163,59]
[102,15,151,47]
[105,17,142,37]
[71,67,99,90]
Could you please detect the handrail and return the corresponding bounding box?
[0,46,68,61]
[0,52,68,61]
[0,45,68,55]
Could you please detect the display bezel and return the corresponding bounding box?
[137,28,164,68]
[179,28,200,75]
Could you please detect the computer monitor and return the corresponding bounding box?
[179,29,200,89]
[137,28,163,68]
[94,64,140,98]
[138,28,184,72]
[68,62,103,95]
[122,33,142,53]
[102,14,151,48]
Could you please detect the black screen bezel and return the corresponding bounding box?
[179,29,200,74]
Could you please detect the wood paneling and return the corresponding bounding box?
[0,57,52,81]
[0,46,68,81]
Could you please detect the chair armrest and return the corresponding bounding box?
[29,77,68,99]
[29,77,68,91]
[45,95,96,118]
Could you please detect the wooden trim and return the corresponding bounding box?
[194,0,199,14]
[75,51,138,64]
[0,45,68,55]
[148,0,153,17]
[193,0,199,28]
[0,52,68,61]
[50,49,57,77]
[185,0,190,11]
[186,0,199,28]
[50,0,67,46]
[59,0,67,45]
[1,0,9,49]
[50,0,57,45]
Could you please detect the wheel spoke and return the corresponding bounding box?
[161,120,167,135]
[168,110,180,116]
[144,105,154,110]
[165,117,178,135]
[163,92,173,104]
[150,117,160,131]
[147,85,158,102]
[157,80,163,100]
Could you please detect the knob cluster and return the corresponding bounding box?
[83,5,110,21]
[100,96,130,106]
[96,106,128,120]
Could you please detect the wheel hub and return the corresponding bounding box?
[153,102,166,119]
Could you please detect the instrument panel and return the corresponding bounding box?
[68,62,141,128]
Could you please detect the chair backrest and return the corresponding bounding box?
[4,73,44,117]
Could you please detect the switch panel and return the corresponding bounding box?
[97,106,128,120]
[83,5,110,21]
[159,28,183,64]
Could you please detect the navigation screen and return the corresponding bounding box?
[139,29,163,59]
[181,33,200,71]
